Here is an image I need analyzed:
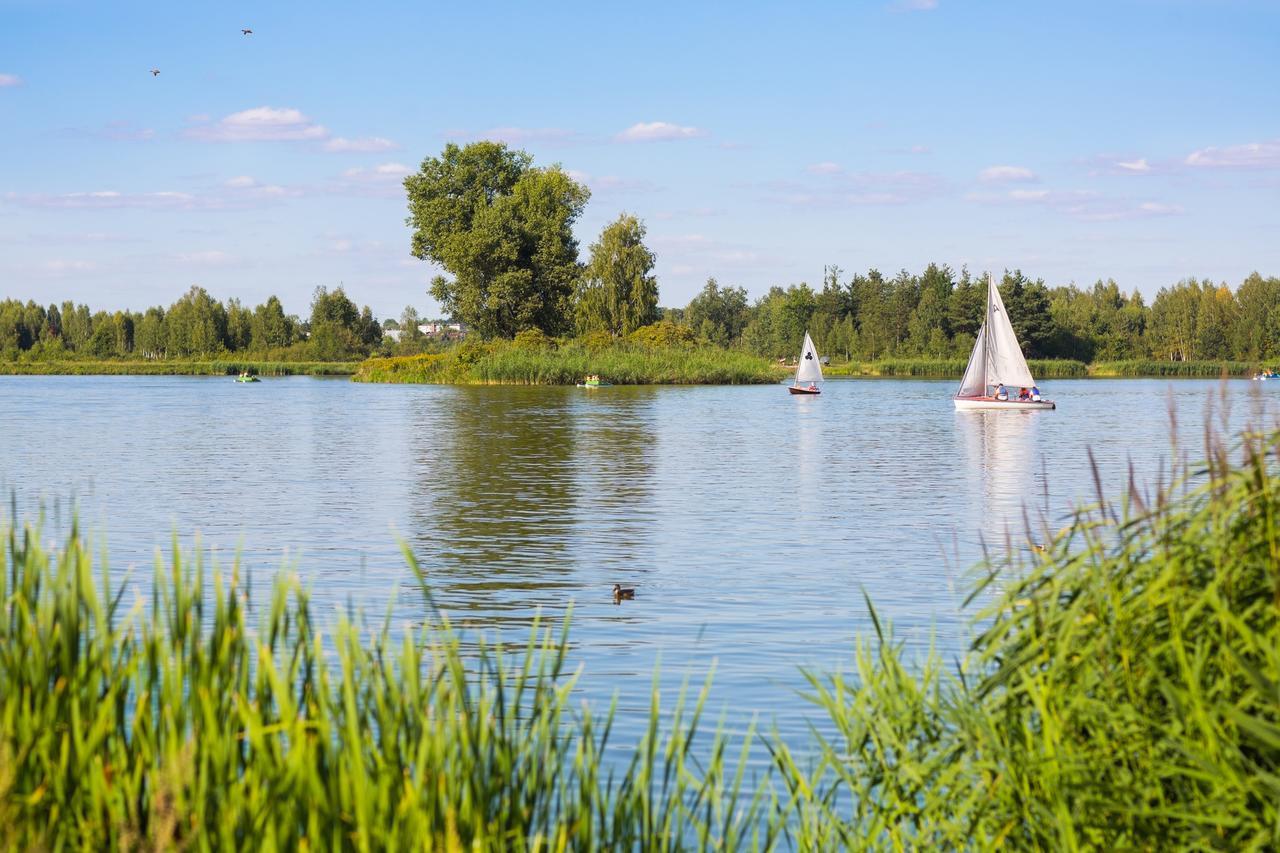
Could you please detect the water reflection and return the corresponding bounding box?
[955,409,1044,551]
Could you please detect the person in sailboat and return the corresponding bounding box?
[995,383,1009,401]
[1030,385,1041,402]
[808,381,817,391]
[1017,387,1030,401]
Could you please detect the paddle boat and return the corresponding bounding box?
[1252,370,1279,381]
[953,274,1056,410]
[577,374,612,388]
[234,373,260,383]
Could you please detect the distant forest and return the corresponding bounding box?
[680,266,1280,364]
[2,266,1278,364]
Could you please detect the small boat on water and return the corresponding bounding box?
[953,274,1055,410]
[234,374,260,383]
[1252,370,1279,381]
[788,331,823,395]
[577,374,612,388]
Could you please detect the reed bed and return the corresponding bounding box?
[1088,359,1257,377]
[0,360,357,376]
[822,358,1088,378]
[354,341,778,385]
[4,425,1278,848]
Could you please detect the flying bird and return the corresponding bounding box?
[150,68,160,76]
[241,28,253,35]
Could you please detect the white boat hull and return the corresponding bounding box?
[953,396,1056,411]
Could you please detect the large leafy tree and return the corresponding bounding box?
[685,278,750,348]
[575,214,659,336]
[405,142,589,338]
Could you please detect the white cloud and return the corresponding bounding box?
[5,190,198,210]
[185,106,328,143]
[323,136,399,153]
[565,169,657,193]
[1184,139,1280,169]
[1115,157,1151,173]
[614,121,707,143]
[0,73,21,88]
[892,0,938,10]
[807,161,843,175]
[768,170,946,207]
[224,175,257,188]
[173,250,233,266]
[342,162,411,180]
[454,126,582,146]
[979,165,1037,183]
[970,187,1183,221]
[43,259,95,274]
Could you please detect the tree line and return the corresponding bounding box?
[674,267,1280,364]
[0,285,383,361]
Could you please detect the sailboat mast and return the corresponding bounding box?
[983,273,994,392]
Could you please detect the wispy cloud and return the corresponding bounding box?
[173,250,235,267]
[769,169,946,207]
[1184,138,1280,169]
[342,162,411,179]
[448,126,583,146]
[222,175,304,199]
[43,259,96,275]
[564,169,658,194]
[891,0,938,11]
[968,187,1184,221]
[0,73,21,88]
[322,136,399,153]
[979,165,1037,183]
[185,106,328,143]
[614,121,707,143]
[5,190,199,210]
[53,120,156,142]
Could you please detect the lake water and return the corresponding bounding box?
[2,375,1277,749]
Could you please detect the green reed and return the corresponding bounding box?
[0,360,357,376]
[0,528,775,850]
[1088,359,1258,377]
[353,340,779,385]
[822,358,1088,379]
[5,424,1279,849]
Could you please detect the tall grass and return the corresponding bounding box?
[822,358,1088,378]
[0,360,357,376]
[0,525,774,850]
[4,424,1279,847]
[1089,359,1257,377]
[354,340,779,385]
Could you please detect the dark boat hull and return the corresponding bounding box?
[788,386,821,395]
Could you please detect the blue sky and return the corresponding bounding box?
[2,0,1277,320]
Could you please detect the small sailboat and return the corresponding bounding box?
[953,274,1055,410]
[788,331,823,395]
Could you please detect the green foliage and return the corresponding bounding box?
[685,278,751,348]
[0,522,773,850]
[355,338,775,385]
[512,328,556,350]
[575,213,659,336]
[407,142,590,338]
[1088,359,1255,377]
[822,358,1088,378]
[627,320,698,348]
[0,360,356,376]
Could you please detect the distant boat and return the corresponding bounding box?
[234,375,260,383]
[1253,370,1279,381]
[577,375,612,388]
[953,274,1055,410]
[788,331,823,395]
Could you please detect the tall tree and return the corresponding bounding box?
[575,213,659,336]
[685,278,751,348]
[405,141,589,338]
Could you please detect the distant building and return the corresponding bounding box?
[383,321,467,343]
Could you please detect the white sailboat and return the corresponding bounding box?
[953,274,1056,410]
[789,331,823,395]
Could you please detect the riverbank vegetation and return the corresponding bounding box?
[354,331,779,385]
[0,359,356,376]
[4,426,1278,847]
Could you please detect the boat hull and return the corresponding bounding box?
[954,396,1054,410]
[788,386,821,395]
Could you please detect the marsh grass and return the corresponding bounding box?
[0,525,774,850]
[4,421,1279,849]
[821,359,1088,379]
[0,360,357,376]
[1089,359,1257,377]
[354,340,779,385]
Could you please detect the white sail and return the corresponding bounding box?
[795,332,823,383]
[984,275,1035,388]
[955,322,988,397]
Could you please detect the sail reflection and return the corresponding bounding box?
[955,409,1046,552]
